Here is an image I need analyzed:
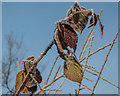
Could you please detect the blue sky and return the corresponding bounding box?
[2,2,118,94]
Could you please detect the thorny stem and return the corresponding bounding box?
[91,32,119,96]
[15,41,54,96]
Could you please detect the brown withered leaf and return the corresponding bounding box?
[54,23,78,60]
[15,70,37,94]
[54,28,67,60]
[59,23,78,52]
[15,56,42,94]
[66,2,89,35]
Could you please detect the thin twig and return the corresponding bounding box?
[44,76,46,86]
[46,55,59,84]
[80,42,116,63]
[78,36,94,94]
[81,63,100,74]
[30,74,47,96]
[86,67,100,74]
[85,69,120,89]
[91,32,119,96]
[17,60,20,71]
[47,65,61,94]
[80,31,94,62]
[15,41,54,96]
[81,63,95,69]
[43,89,62,91]
[81,84,92,92]
[54,78,66,95]
[53,65,61,80]
[79,26,94,60]
[84,36,94,71]
[35,74,64,96]
[58,64,64,76]
[83,77,93,82]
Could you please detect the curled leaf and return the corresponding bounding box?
[66,2,89,35]
[15,70,37,94]
[54,23,78,60]
[15,56,42,94]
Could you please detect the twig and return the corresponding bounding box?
[85,69,120,89]
[91,32,119,96]
[81,63,100,74]
[80,30,94,62]
[77,36,94,95]
[81,84,92,92]
[35,74,64,96]
[83,77,93,82]
[80,42,116,63]
[44,76,46,86]
[54,78,66,95]
[15,41,54,96]
[81,63,100,75]
[43,89,62,91]
[47,65,61,94]
[86,67,100,74]
[58,64,64,76]
[30,74,47,96]
[79,26,94,60]
[17,59,21,71]
[46,55,59,84]
[53,65,61,79]
[81,63,95,69]
[84,36,94,71]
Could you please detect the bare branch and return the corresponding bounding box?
[91,32,119,96]
[80,42,116,63]
[35,74,64,95]
[46,55,59,84]
[15,41,54,96]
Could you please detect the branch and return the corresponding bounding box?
[78,36,94,95]
[85,69,120,89]
[15,41,54,96]
[35,74,64,95]
[91,32,119,96]
[54,78,66,95]
[46,55,59,84]
[79,27,94,60]
[80,42,116,63]
[79,26,94,60]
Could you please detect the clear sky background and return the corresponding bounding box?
[2,2,118,94]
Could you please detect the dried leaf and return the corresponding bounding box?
[59,24,78,52]
[54,23,78,60]
[88,13,97,28]
[15,56,42,94]
[66,1,104,37]
[15,70,36,93]
[66,2,89,35]
[64,56,83,83]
